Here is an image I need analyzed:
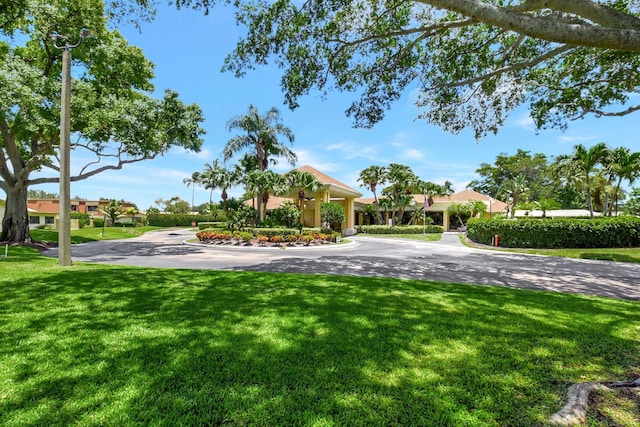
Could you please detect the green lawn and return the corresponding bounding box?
[1,247,638,426]
[30,226,163,244]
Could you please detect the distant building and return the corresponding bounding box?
[356,189,509,230]
[26,199,138,229]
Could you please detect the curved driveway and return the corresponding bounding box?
[44,229,640,300]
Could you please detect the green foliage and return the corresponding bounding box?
[225,205,257,231]
[357,225,444,234]
[244,227,300,239]
[320,202,345,230]
[70,212,91,229]
[269,201,301,228]
[27,189,59,199]
[155,196,191,214]
[92,217,104,228]
[0,1,205,243]
[467,217,640,248]
[217,0,640,139]
[102,200,123,225]
[197,221,226,230]
[624,187,640,216]
[147,213,211,227]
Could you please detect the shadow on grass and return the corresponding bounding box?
[580,252,640,263]
[1,265,639,426]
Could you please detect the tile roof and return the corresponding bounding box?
[356,189,509,212]
[294,165,362,197]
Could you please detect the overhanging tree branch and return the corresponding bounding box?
[416,0,640,52]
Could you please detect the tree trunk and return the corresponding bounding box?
[1,185,31,243]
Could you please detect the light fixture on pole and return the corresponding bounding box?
[51,28,92,267]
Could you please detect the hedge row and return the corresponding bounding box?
[147,214,213,227]
[357,225,444,234]
[197,222,227,230]
[467,217,640,248]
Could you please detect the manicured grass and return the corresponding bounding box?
[506,247,640,263]
[30,226,162,243]
[1,248,638,426]
[358,233,442,242]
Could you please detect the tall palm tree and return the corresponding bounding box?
[224,105,296,219]
[357,165,388,224]
[223,105,297,171]
[603,146,640,215]
[183,171,201,212]
[285,170,323,220]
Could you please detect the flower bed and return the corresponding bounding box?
[195,230,340,247]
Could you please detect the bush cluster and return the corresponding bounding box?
[147,213,212,227]
[197,222,227,230]
[467,217,640,248]
[357,225,444,234]
[70,212,91,228]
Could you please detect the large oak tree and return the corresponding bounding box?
[178,0,640,138]
[0,0,205,243]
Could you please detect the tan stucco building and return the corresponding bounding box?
[253,165,363,235]
[356,189,509,230]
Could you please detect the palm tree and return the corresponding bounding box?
[557,143,609,218]
[603,147,640,215]
[468,200,487,218]
[183,171,201,213]
[101,200,123,226]
[447,202,471,229]
[201,161,241,205]
[285,170,323,219]
[383,163,417,224]
[245,170,290,221]
[533,198,561,219]
[223,105,297,171]
[357,165,388,224]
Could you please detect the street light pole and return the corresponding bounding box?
[52,29,91,267]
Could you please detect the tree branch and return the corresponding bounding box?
[416,0,640,52]
[434,44,574,89]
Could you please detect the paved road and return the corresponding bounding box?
[44,229,640,300]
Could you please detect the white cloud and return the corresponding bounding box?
[402,148,423,160]
[513,113,535,130]
[558,135,597,142]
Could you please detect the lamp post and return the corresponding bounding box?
[51,29,92,266]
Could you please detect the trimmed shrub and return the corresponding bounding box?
[197,221,226,230]
[147,213,211,227]
[245,227,299,239]
[357,225,445,234]
[467,217,640,248]
[71,212,91,228]
[93,217,104,228]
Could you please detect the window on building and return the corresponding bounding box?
[45,216,55,224]
[29,216,40,225]
[87,206,97,212]
[71,205,78,211]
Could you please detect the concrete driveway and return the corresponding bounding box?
[44,229,640,300]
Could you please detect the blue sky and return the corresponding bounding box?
[35,3,640,209]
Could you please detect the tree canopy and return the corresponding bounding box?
[175,0,640,138]
[0,0,205,242]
